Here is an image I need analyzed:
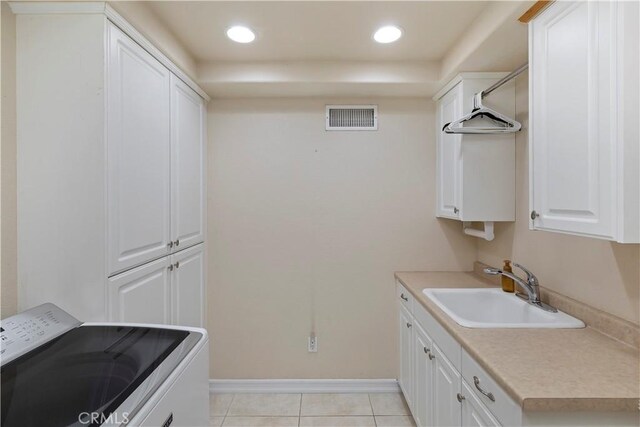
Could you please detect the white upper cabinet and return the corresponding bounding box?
[435,74,516,223]
[170,75,206,252]
[530,0,639,243]
[107,23,172,275]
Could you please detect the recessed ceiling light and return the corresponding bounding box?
[227,26,255,43]
[374,25,402,44]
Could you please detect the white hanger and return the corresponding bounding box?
[442,63,528,135]
[443,93,521,134]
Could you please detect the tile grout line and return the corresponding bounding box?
[221,393,235,427]
[217,393,412,425]
[368,393,378,427]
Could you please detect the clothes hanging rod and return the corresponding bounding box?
[481,63,529,98]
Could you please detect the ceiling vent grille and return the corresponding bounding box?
[325,105,378,131]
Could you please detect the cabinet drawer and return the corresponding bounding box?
[413,301,461,372]
[461,349,521,426]
[461,379,500,427]
[396,283,414,312]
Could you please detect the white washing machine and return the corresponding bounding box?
[1,303,209,427]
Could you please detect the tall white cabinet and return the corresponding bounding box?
[529,0,639,243]
[15,3,208,326]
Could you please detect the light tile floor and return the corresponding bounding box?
[210,393,415,427]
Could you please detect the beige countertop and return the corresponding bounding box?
[394,271,640,413]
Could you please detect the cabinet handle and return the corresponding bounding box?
[174,261,180,269]
[162,412,173,427]
[168,264,174,271]
[473,376,495,402]
[456,393,465,403]
[400,293,409,302]
[406,322,412,329]
[423,347,435,360]
[174,239,180,247]
[530,210,539,220]
[167,241,174,249]
[453,207,459,214]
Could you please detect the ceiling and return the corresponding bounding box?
[147,1,491,62]
[136,1,530,97]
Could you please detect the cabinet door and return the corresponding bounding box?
[433,344,461,427]
[107,22,171,275]
[108,256,171,324]
[170,75,205,252]
[414,324,435,427]
[530,1,616,239]
[461,380,500,427]
[436,84,463,219]
[399,305,414,411]
[170,244,205,327]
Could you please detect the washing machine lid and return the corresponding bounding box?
[1,322,200,427]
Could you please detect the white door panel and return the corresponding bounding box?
[107,22,172,275]
[437,84,462,219]
[399,306,414,411]
[530,1,616,239]
[170,244,205,327]
[414,324,434,427]
[171,75,205,252]
[433,344,461,427]
[108,256,171,324]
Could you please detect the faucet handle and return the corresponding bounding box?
[512,263,538,286]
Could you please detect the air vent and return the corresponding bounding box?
[325,105,378,131]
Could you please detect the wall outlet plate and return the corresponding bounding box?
[308,336,318,352]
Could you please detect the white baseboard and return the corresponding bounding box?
[209,379,400,394]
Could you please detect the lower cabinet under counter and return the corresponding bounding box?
[108,243,206,327]
[396,282,638,427]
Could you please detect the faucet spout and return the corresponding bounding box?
[484,267,535,300]
[483,265,557,313]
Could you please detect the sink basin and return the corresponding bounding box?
[423,288,585,328]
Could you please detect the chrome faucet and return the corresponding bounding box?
[484,263,557,313]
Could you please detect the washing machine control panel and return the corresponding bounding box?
[0,303,80,365]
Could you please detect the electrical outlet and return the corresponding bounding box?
[308,335,318,353]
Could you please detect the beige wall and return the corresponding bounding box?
[477,72,640,326]
[207,98,477,378]
[1,2,18,318]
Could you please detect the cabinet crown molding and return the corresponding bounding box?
[9,1,210,102]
